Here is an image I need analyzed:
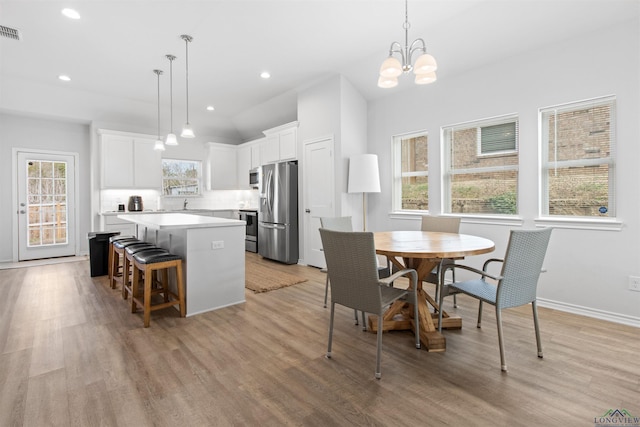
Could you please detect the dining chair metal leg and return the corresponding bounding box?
[326,302,335,358]
[496,308,507,372]
[361,311,366,331]
[532,301,544,358]
[477,300,484,328]
[323,275,329,308]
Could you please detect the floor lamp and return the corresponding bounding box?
[348,154,381,232]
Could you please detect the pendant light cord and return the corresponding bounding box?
[154,69,162,139]
[167,55,175,132]
[184,36,190,124]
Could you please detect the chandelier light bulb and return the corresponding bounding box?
[379,56,403,78]
[415,71,437,85]
[413,53,438,75]
[378,75,399,89]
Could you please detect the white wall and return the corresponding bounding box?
[0,112,91,261]
[366,18,640,324]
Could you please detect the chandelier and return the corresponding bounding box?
[378,0,437,88]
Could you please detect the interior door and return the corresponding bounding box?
[17,151,77,261]
[303,136,334,268]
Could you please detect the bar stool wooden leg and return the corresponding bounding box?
[143,266,153,328]
[176,261,186,318]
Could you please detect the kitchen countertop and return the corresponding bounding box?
[117,213,244,230]
[101,208,256,216]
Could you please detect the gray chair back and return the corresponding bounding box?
[320,216,353,232]
[498,228,552,309]
[319,228,384,315]
[421,216,461,233]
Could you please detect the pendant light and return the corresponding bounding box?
[378,0,437,88]
[153,69,165,151]
[165,54,178,146]
[180,34,195,138]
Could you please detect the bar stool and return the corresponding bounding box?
[109,238,142,289]
[121,243,162,300]
[108,235,137,284]
[131,249,186,328]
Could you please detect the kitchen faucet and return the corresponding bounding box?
[183,199,188,210]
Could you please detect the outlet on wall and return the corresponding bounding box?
[211,241,224,250]
[629,276,640,292]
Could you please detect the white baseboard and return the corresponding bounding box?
[537,297,640,328]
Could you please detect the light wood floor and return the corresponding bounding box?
[1,253,639,426]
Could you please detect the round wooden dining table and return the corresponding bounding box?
[373,231,495,352]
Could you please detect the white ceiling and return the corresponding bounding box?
[1,0,637,143]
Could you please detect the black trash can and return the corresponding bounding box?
[88,231,120,277]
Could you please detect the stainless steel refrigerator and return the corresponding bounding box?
[258,161,298,264]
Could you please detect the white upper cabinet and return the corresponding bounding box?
[99,130,161,189]
[262,121,298,164]
[237,144,251,189]
[208,143,237,190]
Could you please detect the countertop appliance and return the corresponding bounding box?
[258,161,298,264]
[239,209,258,253]
[128,195,144,212]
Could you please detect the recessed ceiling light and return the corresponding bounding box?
[61,8,81,19]
[206,105,215,111]
[260,71,271,79]
[58,75,71,82]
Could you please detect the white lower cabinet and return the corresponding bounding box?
[103,215,136,237]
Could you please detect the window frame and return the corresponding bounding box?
[391,130,429,213]
[161,158,203,197]
[538,94,616,221]
[441,113,520,217]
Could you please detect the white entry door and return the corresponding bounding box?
[17,151,77,261]
[303,136,334,268]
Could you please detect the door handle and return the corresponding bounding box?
[19,210,26,214]
[20,202,26,207]
[305,209,310,213]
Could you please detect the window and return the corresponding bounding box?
[442,115,519,215]
[392,131,428,211]
[540,95,615,218]
[162,159,202,196]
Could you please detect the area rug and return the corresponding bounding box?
[245,260,308,293]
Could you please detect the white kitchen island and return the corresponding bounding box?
[118,213,246,316]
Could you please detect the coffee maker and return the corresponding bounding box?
[128,195,144,211]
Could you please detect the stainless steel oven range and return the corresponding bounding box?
[239,209,258,252]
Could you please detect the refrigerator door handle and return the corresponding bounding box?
[260,223,285,230]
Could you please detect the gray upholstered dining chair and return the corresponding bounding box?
[438,228,552,372]
[319,228,420,379]
[320,216,391,329]
[421,215,461,307]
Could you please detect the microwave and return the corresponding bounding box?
[249,168,260,189]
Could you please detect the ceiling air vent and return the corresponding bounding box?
[0,25,22,41]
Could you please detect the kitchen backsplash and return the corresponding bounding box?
[101,189,259,212]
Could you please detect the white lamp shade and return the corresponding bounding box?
[379,56,402,77]
[181,123,195,138]
[153,139,166,151]
[378,75,398,89]
[415,71,437,85]
[413,53,437,74]
[165,133,178,146]
[348,154,381,194]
